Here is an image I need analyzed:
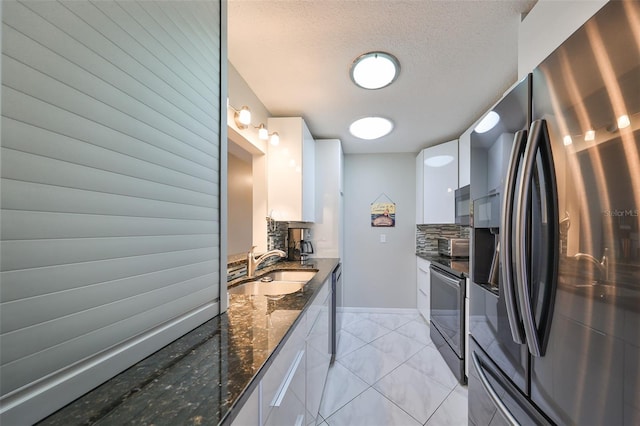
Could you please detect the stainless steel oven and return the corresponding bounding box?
[430,263,466,384]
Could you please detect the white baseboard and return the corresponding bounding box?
[340,307,419,315]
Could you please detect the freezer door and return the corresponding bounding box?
[530,1,640,424]
[468,338,552,426]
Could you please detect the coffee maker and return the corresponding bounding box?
[287,227,314,262]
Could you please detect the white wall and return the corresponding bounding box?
[518,0,608,77]
[343,154,417,309]
[227,153,253,255]
[227,63,270,253]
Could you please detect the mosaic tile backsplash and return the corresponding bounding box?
[416,224,470,255]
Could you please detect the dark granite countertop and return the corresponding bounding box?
[38,258,340,426]
[417,252,469,278]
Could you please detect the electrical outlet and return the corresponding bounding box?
[380,234,386,243]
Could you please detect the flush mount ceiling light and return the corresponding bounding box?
[349,117,394,140]
[424,155,455,167]
[350,51,400,90]
[474,111,500,133]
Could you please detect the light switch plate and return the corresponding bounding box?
[380,234,386,243]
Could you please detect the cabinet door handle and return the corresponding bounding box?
[270,349,305,407]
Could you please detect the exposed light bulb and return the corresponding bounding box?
[584,130,595,141]
[258,124,268,140]
[617,114,630,129]
[563,135,573,146]
[238,106,251,126]
[270,132,280,146]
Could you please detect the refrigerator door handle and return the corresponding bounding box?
[501,129,527,344]
[471,351,519,426]
[515,120,543,357]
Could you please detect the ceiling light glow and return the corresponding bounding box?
[563,135,573,146]
[424,155,454,167]
[349,117,394,140]
[584,130,595,141]
[474,111,500,133]
[350,52,400,90]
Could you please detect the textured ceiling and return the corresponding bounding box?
[228,0,538,154]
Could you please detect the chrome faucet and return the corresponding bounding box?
[574,247,609,283]
[247,246,286,278]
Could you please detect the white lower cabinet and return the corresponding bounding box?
[231,382,261,426]
[417,257,431,322]
[264,346,306,426]
[231,277,331,426]
[305,281,331,425]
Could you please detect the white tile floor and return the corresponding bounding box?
[316,311,468,426]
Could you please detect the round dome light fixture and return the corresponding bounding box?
[349,117,394,140]
[474,111,500,134]
[350,52,400,90]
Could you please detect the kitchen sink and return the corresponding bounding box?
[228,269,317,297]
[228,281,304,296]
[261,270,317,282]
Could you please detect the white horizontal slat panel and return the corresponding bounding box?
[1,210,217,240]
[1,97,217,183]
[135,1,218,72]
[89,0,217,115]
[0,287,218,395]
[0,0,221,419]
[0,246,218,301]
[116,0,216,95]
[1,148,217,208]
[3,15,217,141]
[2,118,216,193]
[0,260,217,333]
[8,0,218,123]
[163,2,220,64]
[1,272,216,364]
[1,179,216,222]
[0,234,216,272]
[2,50,216,160]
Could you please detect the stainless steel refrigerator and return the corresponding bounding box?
[468,2,640,424]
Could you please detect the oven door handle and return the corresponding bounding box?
[430,267,463,291]
[500,129,527,344]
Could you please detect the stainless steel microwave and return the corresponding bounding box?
[454,185,470,226]
[473,192,501,229]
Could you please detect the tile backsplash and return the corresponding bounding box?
[416,224,470,255]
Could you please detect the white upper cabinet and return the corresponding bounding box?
[314,139,343,258]
[267,117,315,222]
[416,139,459,224]
[458,131,471,187]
